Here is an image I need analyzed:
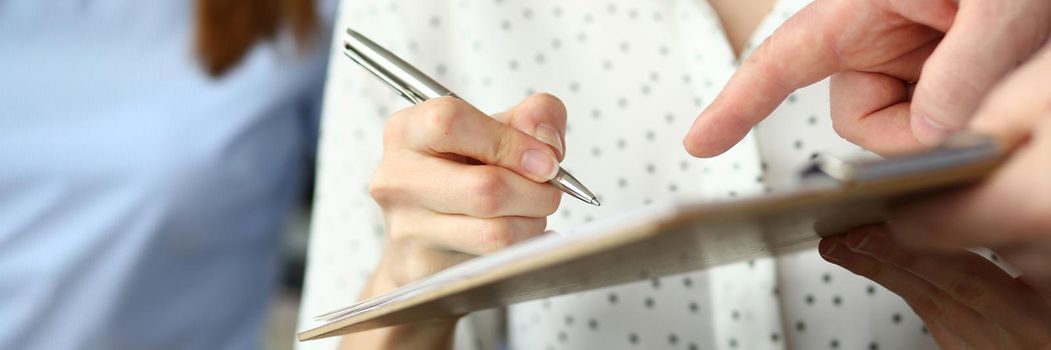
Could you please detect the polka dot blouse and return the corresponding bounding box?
[297,1,940,349]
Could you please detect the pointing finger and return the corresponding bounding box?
[394,97,562,183]
[684,2,849,157]
[493,93,568,160]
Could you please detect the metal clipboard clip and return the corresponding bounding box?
[800,133,1004,186]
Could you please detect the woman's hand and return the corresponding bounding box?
[684,0,1051,157]
[820,225,1051,349]
[369,93,567,288]
[342,93,568,349]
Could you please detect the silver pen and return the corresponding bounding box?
[342,28,600,206]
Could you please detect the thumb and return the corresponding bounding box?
[910,0,1051,145]
[969,44,1051,148]
[493,93,568,160]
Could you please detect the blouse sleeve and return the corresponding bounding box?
[293,4,387,349]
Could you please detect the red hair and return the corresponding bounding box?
[194,0,318,77]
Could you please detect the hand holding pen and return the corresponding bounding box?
[343,29,599,206]
[343,29,595,300]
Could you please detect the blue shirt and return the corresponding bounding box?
[0,1,332,348]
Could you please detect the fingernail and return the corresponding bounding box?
[846,228,886,254]
[532,123,564,158]
[521,149,558,180]
[913,113,949,145]
[821,241,854,263]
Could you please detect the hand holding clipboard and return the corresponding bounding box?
[299,131,1004,341]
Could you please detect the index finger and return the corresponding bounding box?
[493,93,568,161]
[683,3,845,157]
[398,97,563,183]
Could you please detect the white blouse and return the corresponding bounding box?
[297,1,939,349]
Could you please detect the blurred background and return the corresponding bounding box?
[0,1,334,349]
[264,182,313,350]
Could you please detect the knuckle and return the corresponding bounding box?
[466,167,508,216]
[388,267,412,287]
[385,220,409,245]
[490,129,520,165]
[947,275,990,308]
[480,220,516,252]
[523,217,548,238]
[879,248,912,267]
[383,110,408,145]
[387,234,443,285]
[421,97,467,140]
[894,253,919,271]
[538,187,562,216]
[830,117,860,142]
[529,93,568,123]
[367,173,395,205]
[908,288,946,319]
[851,256,883,278]
[399,250,437,284]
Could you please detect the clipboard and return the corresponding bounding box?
[298,134,1003,341]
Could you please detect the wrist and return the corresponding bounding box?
[364,248,412,299]
[339,319,458,350]
[340,252,462,350]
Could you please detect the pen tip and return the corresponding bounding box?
[590,198,601,206]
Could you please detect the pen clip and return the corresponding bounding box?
[342,41,427,104]
[342,29,456,104]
